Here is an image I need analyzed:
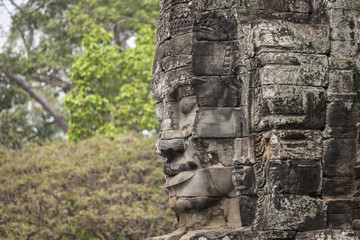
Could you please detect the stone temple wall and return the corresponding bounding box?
[150,0,360,239]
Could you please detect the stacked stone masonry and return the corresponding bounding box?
[150,0,360,239]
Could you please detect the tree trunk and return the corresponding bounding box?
[3,71,69,132]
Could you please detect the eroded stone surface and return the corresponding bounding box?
[150,0,360,239]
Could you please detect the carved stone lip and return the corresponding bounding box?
[163,161,197,176]
[165,170,196,188]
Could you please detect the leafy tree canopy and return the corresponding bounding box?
[0,0,159,147]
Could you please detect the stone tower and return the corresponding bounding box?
[151,0,360,239]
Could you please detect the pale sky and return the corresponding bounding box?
[0,1,17,50]
[0,1,136,51]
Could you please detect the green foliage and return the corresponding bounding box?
[4,0,77,83]
[67,0,159,46]
[114,26,158,132]
[1,0,160,147]
[64,26,120,140]
[0,0,77,148]
[0,133,175,239]
[65,25,158,141]
[0,71,58,149]
[0,106,57,149]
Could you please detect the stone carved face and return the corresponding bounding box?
[151,2,244,216]
[151,0,359,237]
[154,71,241,214]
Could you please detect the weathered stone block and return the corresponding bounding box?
[328,0,354,9]
[353,0,360,9]
[257,53,328,87]
[328,70,356,94]
[153,41,167,75]
[159,101,180,131]
[351,197,360,209]
[327,214,352,229]
[165,33,193,56]
[155,102,164,122]
[193,41,238,76]
[237,195,257,226]
[160,0,192,11]
[216,139,235,166]
[253,160,322,196]
[180,229,256,240]
[353,208,360,221]
[194,107,248,138]
[234,0,311,12]
[233,164,256,196]
[236,10,310,30]
[252,130,323,162]
[355,180,360,197]
[162,55,192,72]
[257,231,297,240]
[287,0,311,12]
[233,137,253,163]
[327,200,353,229]
[323,176,353,197]
[251,86,326,131]
[353,220,360,230]
[163,68,195,101]
[151,72,165,103]
[184,138,235,167]
[327,93,358,102]
[259,63,327,87]
[323,138,356,177]
[156,138,185,158]
[160,130,183,140]
[329,9,355,40]
[194,0,234,11]
[331,40,359,57]
[156,9,171,46]
[329,58,356,70]
[178,97,198,138]
[254,195,327,231]
[328,200,352,214]
[296,230,360,239]
[234,0,265,9]
[352,199,360,220]
[249,21,330,55]
[261,160,322,195]
[324,101,358,137]
[355,162,360,179]
[181,198,230,230]
[167,167,233,197]
[170,3,195,36]
[194,11,237,41]
[192,76,241,107]
[227,197,242,228]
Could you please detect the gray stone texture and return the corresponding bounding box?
[150,0,360,239]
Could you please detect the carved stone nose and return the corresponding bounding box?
[156,138,185,159]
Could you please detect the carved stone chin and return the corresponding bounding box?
[151,0,360,239]
[169,196,220,213]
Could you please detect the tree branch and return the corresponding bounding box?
[3,71,68,132]
[37,74,73,91]
[8,0,23,12]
